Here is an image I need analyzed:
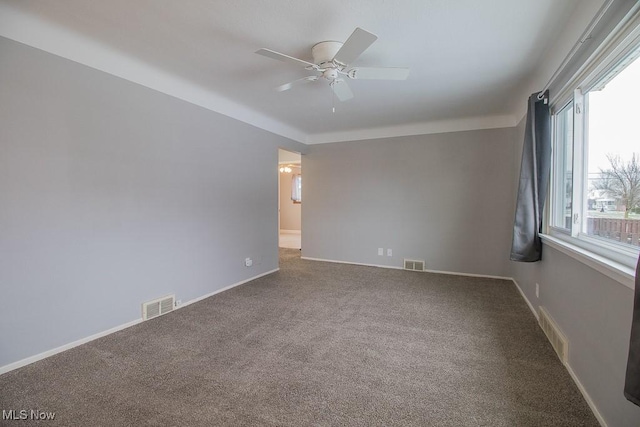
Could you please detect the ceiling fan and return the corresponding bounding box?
[255,27,410,103]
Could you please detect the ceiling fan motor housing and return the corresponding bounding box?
[311,41,343,67]
[323,68,339,80]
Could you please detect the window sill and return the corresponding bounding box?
[540,234,636,290]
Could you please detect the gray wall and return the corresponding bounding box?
[509,117,640,426]
[302,128,516,277]
[0,37,305,368]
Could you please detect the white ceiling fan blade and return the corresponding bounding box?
[275,76,319,92]
[332,27,378,66]
[256,48,318,69]
[348,67,410,80]
[331,80,353,101]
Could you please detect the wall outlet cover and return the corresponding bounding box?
[378,248,384,256]
[387,249,392,257]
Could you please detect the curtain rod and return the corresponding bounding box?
[537,0,615,100]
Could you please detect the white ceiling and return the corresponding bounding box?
[0,0,584,143]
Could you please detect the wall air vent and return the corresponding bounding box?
[403,259,425,272]
[142,295,175,321]
[538,306,568,363]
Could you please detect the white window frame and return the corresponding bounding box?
[549,100,574,233]
[545,12,640,289]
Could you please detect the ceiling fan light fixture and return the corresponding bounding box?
[311,41,343,67]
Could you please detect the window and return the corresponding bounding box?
[551,102,574,231]
[291,174,301,203]
[549,35,640,269]
[584,51,640,245]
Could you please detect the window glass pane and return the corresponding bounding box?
[584,49,640,247]
[552,103,573,230]
[291,174,301,203]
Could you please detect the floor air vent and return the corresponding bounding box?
[142,295,175,321]
[404,259,425,272]
[538,306,568,363]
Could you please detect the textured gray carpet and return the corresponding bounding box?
[0,249,598,426]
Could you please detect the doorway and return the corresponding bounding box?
[278,149,301,249]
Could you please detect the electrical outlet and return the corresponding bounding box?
[378,248,384,256]
[387,249,392,257]
[175,299,182,307]
[245,257,253,267]
[535,283,539,298]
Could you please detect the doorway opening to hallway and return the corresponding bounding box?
[278,149,301,250]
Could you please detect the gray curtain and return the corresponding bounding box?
[510,92,551,262]
[625,255,640,406]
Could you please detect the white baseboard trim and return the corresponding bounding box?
[511,279,606,427]
[0,318,143,376]
[279,229,301,235]
[511,278,539,321]
[0,268,279,376]
[422,268,512,281]
[177,268,279,310]
[301,256,404,270]
[564,362,608,427]
[301,256,512,280]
